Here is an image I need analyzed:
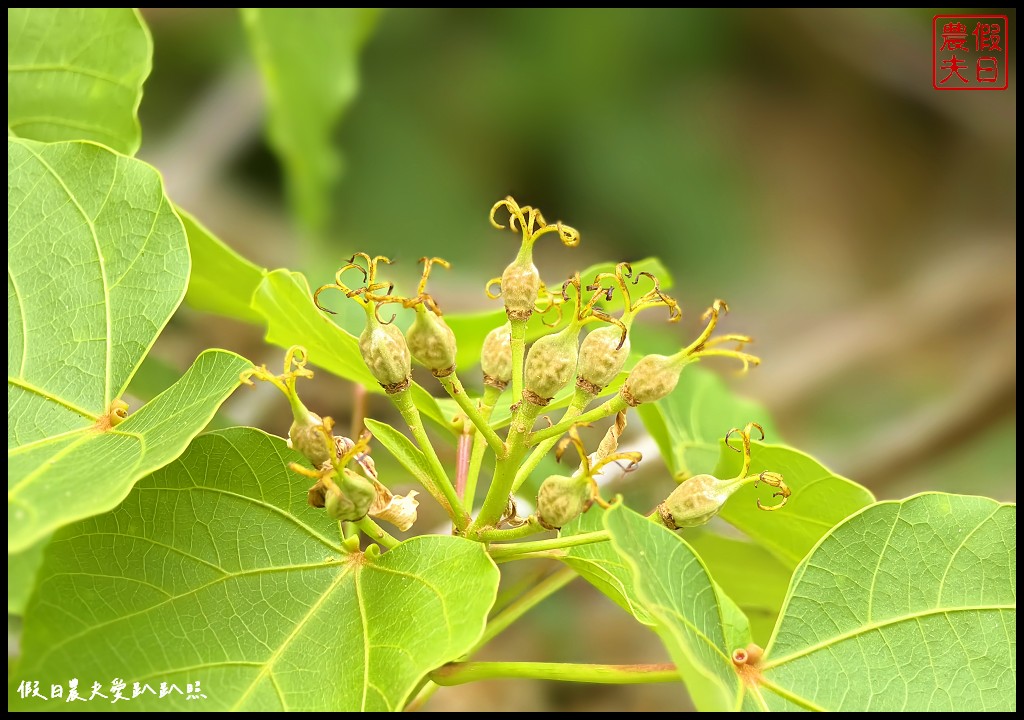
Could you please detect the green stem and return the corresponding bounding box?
[488,530,610,560]
[391,390,470,530]
[528,394,627,446]
[469,401,541,533]
[438,372,506,456]
[430,662,679,686]
[405,567,577,711]
[510,318,527,401]
[356,516,400,549]
[463,385,501,512]
[471,567,577,653]
[475,516,546,542]
[512,386,593,493]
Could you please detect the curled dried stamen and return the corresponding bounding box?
[725,422,765,478]
[755,471,791,511]
[490,195,580,248]
[485,277,503,299]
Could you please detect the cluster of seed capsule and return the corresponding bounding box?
[245,196,789,539]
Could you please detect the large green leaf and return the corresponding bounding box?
[179,206,265,324]
[9,349,250,552]
[251,268,451,431]
[760,493,1016,711]
[15,428,500,711]
[636,365,779,479]
[7,8,151,154]
[714,441,874,568]
[241,8,380,231]
[602,504,750,711]
[9,138,242,552]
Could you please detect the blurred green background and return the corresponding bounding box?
[135,8,1015,711]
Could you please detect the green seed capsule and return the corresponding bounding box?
[537,474,592,530]
[501,261,541,320]
[621,353,686,406]
[657,474,733,529]
[359,320,412,392]
[577,325,630,393]
[406,306,457,374]
[481,322,512,388]
[324,469,376,521]
[288,410,332,467]
[524,325,579,403]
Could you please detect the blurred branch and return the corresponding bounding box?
[143,62,264,207]
[752,242,1016,413]
[840,318,1016,489]
[787,9,1015,145]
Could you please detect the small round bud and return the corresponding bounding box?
[537,474,592,530]
[524,326,579,403]
[359,321,412,393]
[324,469,376,522]
[657,474,732,529]
[288,410,331,467]
[501,261,541,320]
[621,353,685,406]
[406,306,457,375]
[577,325,630,393]
[481,322,512,388]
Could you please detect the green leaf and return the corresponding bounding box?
[15,428,500,711]
[9,349,250,552]
[364,418,433,489]
[9,138,243,551]
[636,365,779,479]
[685,530,790,647]
[7,534,48,615]
[7,8,152,154]
[241,8,380,230]
[562,510,789,648]
[179,206,265,324]
[250,268,451,432]
[714,441,875,568]
[760,493,1016,711]
[603,504,750,711]
[560,507,654,625]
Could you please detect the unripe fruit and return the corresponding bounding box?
[288,410,331,467]
[324,469,376,522]
[406,306,457,374]
[359,320,412,392]
[524,325,579,403]
[577,325,630,393]
[657,474,732,529]
[481,322,512,388]
[537,474,592,529]
[500,261,540,320]
[621,353,685,406]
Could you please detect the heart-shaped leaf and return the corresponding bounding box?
[759,493,1016,711]
[7,8,151,154]
[14,428,500,710]
[599,494,1015,711]
[8,139,250,552]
